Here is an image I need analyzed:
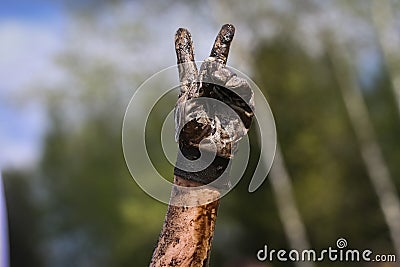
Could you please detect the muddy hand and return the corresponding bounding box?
[174,24,254,186]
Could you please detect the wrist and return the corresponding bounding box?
[174,147,232,188]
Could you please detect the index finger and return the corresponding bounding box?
[175,28,198,92]
[209,24,235,65]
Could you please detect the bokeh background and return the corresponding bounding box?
[1,0,400,266]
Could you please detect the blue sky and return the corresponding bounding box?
[0,1,66,169]
[0,0,64,21]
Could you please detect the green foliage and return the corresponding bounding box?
[35,66,168,265]
[252,39,396,259]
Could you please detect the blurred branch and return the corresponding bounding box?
[327,38,400,260]
[269,145,315,267]
[371,0,400,118]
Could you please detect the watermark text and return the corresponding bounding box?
[257,238,396,263]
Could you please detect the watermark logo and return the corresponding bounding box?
[336,238,347,249]
[122,63,276,206]
[257,238,396,263]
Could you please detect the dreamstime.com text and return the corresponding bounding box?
[257,238,396,263]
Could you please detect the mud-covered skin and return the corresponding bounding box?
[174,25,254,159]
[150,177,220,267]
[150,24,254,267]
[175,28,198,99]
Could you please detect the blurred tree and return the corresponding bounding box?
[36,57,168,266]
[249,38,392,264]
[327,37,400,258]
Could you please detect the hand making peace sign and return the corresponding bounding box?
[173,24,255,186]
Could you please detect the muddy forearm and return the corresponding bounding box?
[150,176,220,267]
